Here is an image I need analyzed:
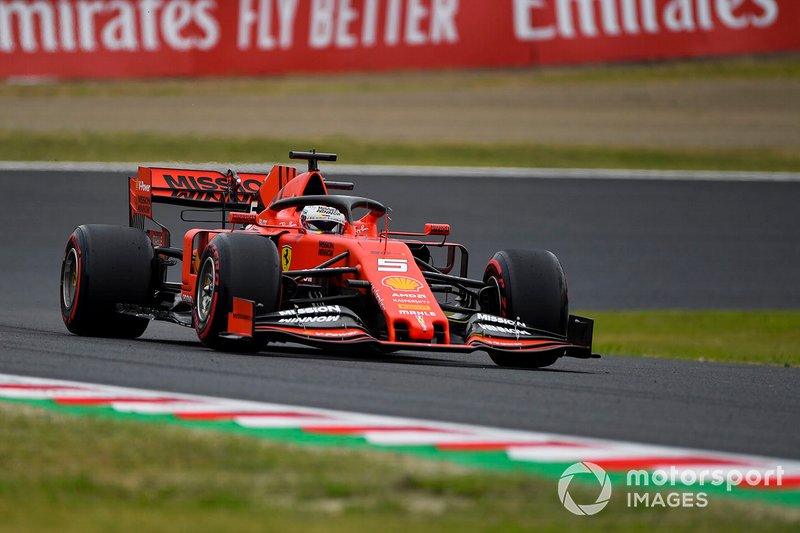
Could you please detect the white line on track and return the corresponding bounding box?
[1,161,799,183]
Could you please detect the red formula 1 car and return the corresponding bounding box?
[60,151,597,368]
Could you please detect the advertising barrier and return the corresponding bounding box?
[1,0,798,79]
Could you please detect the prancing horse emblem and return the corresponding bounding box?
[281,245,292,271]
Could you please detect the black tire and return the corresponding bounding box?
[483,249,568,369]
[193,233,281,352]
[60,224,153,338]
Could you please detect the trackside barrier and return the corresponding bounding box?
[1,0,798,80]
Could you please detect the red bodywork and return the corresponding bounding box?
[129,161,593,357]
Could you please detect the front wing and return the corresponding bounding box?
[224,299,597,360]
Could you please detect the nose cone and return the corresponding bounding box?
[358,247,449,344]
[385,286,440,342]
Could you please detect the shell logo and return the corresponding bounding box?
[382,276,423,292]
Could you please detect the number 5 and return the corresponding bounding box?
[378,259,408,272]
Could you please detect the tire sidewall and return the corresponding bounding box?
[60,233,85,330]
[194,242,225,343]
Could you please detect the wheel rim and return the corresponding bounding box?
[487,275,503,316]
[196,257,216,329]
[61,248,79,310]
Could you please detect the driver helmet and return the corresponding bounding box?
[300,205,346,234]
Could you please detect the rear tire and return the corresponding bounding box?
[194,233,281,352]
[60,224,153,338]
[483,249,568,369]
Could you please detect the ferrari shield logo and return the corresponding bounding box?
[281,245,292,271]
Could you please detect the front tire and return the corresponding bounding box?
[194,233,281,352]
[60,224,153,338]
[483,249,568,369]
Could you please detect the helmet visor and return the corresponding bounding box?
[308,220,343,233]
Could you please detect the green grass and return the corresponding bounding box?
[587,311,800,366]
[0,403,797,533]
[3,55,798,97]
[2,131,799,171]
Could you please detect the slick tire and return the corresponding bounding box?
[60,224,153,338]
[194,233,281,352]
[483,249,568,369]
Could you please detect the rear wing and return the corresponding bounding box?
[128,157,353,248]
[130,166,287,211]
[129,165,298,246]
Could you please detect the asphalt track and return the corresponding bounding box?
[0,169,798,459]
